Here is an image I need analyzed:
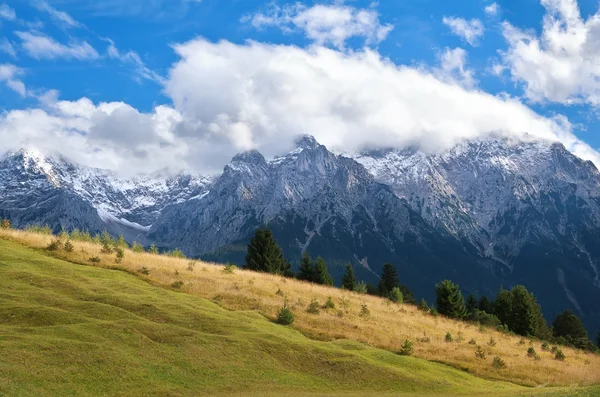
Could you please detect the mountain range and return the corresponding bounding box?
[2,135,599,334]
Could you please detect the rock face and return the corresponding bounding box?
[2,136,600,333]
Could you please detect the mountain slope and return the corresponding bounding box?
[0,237,546,397]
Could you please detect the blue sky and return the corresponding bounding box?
[2,0,600,174]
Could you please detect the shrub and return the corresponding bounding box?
[468,338,477,345]
[116,235,128,248]
[115,247,125,264]
[339,297,350,310]
[132,242,145,253]
[323,296,335,309]
[169,248,186,259]
[445,332,453,342]
[354,281,368,294]
[139,267,150,275]
[187,261,196,272]
[275,288,285,297]
[399,339,413,356]
[467,309,502,327]
[541,342,550,351]
[171,281,184,289]
[88,256,101,263]
[63,240,74,252]
[555,349,566,361]
[149,244,159,254]
[419,334,431,343]
[59,230,69,241]
[359,302,370,317]
[496,324,511,334]
[475,345,487,359]
[223,263,237,274]
[100,241,113,254]
[277,305,295,325]
[430,308,439,317]
[389,287,404,303]
[488,337,497,347]
[519,338,526,345]
[46,239,62,251]
[551,346,558,353]
[492,356,506,369]
[306,299,321,315]
[418,298,430,312]
[527,347,537,358]
[1,219,11,229]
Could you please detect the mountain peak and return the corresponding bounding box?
[230,149,266,165]
[294,135,320,150]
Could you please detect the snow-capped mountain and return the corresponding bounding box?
[1,136,599,333]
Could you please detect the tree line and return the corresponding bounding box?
[244,227,600,352]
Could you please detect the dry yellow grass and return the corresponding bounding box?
[2,228,599,388]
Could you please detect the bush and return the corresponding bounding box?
[149,244,159,254]
[171,281,184,289]
[223,263,237,274]
[389,287,404,303]
[132,242,145,253]
[354,281,368,294]
[359,302,370,317]
[468,338,477,345]
[555,349,566,361]
[277,305,295,325]
[399,339,413,356]
[1,219,11,229]
[488,337,497,347]
[418,298,430,312]
[541,342,550,351]
[323,296,335,309]
[139,267,150,275]
[46,239,62,251]
[467,309,502,327]
[475,345,487,359]
[115,247,125,264]
[88,256,101,263]
[419,334,431,343]
[492,356,506,369]
[169,248,186,259]
[496,324,511,334]
[187,261,196,272]
[445,332,453,342]
[306,299,321,315]
[100,241,113,254]
[64,240,74,252]
[527,347,537,358]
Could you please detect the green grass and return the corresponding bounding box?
[0,239,598,397]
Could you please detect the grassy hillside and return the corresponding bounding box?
[1,230,599,396]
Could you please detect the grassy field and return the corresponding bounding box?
[1,230,599,396]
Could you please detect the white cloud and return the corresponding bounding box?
[442,16,484,46]
[3,39,598,175]
[15,31,99,60]
[436,47,477,88]
[105,39,163,83]
[0,38,16,58]
[0,64,26,96]
[484,3,500,16]
[245,3,393,49]
[0,4,16,20]
[501,0,600,106]
[33,0,80,28]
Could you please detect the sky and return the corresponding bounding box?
[2,0,600,175]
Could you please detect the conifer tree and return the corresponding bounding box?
[478,295,492,313]
[314,257,334,286]
[378,263,399,297]
[245,228,290,275]
[435,280,467,319]
[466,293,478,314]
[493,286,512,326]
[298,253,315,282]
[507,285,539,336]
[341,263,356,291]
[552,310,588,341]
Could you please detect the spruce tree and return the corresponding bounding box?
[378,263,399,297]
[507,285,539,337]
[466,293,478,314]
[341,263,356,291]
[244,228,290,275]
[493,286,512,326]
[478,296,491,313]
[314,257,334,286]
[298,253,315,282]
[435,280,467,319]
[552,310,588,340]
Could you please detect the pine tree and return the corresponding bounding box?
[341,263,356,290]
[244,228,290,275]
[478,295,492,313]
[552,310,588,341]
[378,263,399,297]
[466,293,478,314]
[507,285,539,337]
[493,286,512,326]
[298,253,315,282]
[435,280,467,319]
[314,257,334,286]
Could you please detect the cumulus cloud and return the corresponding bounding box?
[245,3,393,49]
[4,38,599,175]
[501,0,600,106]
[0,4,16,20]
[436,47,477,88]
[442,16,484,46]
[484,3,500,16]
[0,64,26,96]
[15,31,99,60]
